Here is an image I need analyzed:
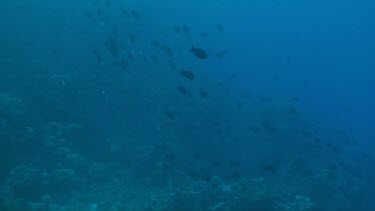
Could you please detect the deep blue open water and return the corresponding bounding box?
[0,0,374,210]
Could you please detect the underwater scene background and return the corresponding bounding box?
[0,0,375,210]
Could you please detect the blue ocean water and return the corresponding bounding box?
[0,0,374,210]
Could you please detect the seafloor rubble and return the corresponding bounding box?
[0,92,369,211]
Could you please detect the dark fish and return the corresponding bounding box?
[301,129,313,138]
[343,139,352,145]
[228,74,236,80]
[96,8,103,18]
[131,10,140,19]
[178,86,191,96]
[288,106,298,114]
[249,126,262,134]
[211,160,222,167]
[151,40,160,48]
[258,95,271,103]
[84,10,105,25]
[262,121,277,132]
[172,26,181,34]
[190,46,207,59]
[243,91,252,99]
[168,60,176,69]
[291,96,300,102]
[199,89,208,97]
[160,44,173,56]
[229,160,240,166]
[232,170,241,179]
[331,145,342,153]
[182,25,190,36]
[314,137,321,145]
[261,163,277,174]
[188,171,200,179]
[119,59,128,70]
[235,102,244,110]
[164,111,177,120]
[201,175,212,182]
[225,124,232,134]
[164,152,175,161]
[152,41,173,56]
[216,24,224,32]
[180,69,195,80]
[84,10,94,21]
[151,55,159,63]
[201,32,208,38]
[139,54,147,62]
[106,37,119,57]
[216,50,227,59]
[121,9,130,18]
[127,51,135,60]
[127,33,137,43]
[93,50,103,67]
[105,0,111,8]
